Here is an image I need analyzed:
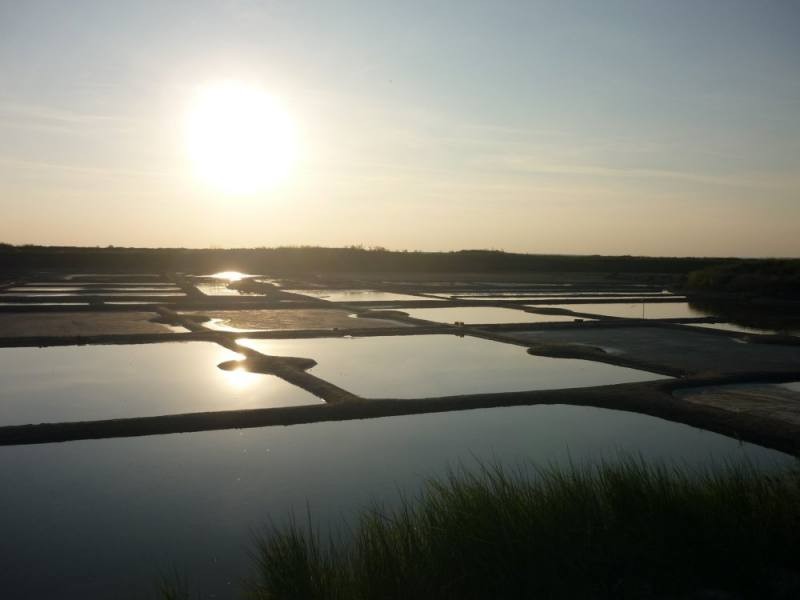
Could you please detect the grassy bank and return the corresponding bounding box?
[164,460,800,599]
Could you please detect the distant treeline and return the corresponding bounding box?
[0,244,732,276]
[685,259,800,296]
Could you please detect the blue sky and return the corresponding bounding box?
[1,1,798,256]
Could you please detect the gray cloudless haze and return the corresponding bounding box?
[0,0,798,255]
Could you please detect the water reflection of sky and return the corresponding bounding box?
[688,322,799,337]
[0,404,791,599]
[285,289,433,302]
[202,317,263,332]
[400,306,587,324]
[0,292,184,297]
[6,287,181,292]
[199,271,260,282]
[220,364,262,389]
[534,302,707,319]
[194,281,247,296]
[239,334,660,398]
[0,342,320,426]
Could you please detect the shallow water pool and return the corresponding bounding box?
[0,292,185,297]
[0,302,90,306]
[399,306,582,324]
[0,404,791,599]
[285,289,435,302]
[194,281,252,296]
[687,322,799,337]
[531,302,710,320]
[239,334,661,398]
[6,287,182,292]
[0,342,321,426]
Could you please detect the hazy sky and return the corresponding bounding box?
[1,1,798,256]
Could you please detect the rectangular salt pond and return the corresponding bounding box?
[284,289,435,302]
[89,292,185,297]
[531,302,710,320]
[239,334,659,398]
[67,273,162,277]
[195,281,253,296]
[451,295,684,302]
[0,302,90,306]
[0,342,321,426]
[399,306,587,324]
[96,284,179,288]
[688,322,799,337]
[7,287,182,292]
[453,291,675,298]
[0,292,185,297]
[7,287,84,292]
[0,404,790,600]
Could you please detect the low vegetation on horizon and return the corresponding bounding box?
[0,243,730,277]
[685,259,800,296]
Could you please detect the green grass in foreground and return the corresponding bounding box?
[164,460,800,599]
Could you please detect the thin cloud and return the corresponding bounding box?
[0,101,136,135]
[0,156,172,181]
[481,155,798,191]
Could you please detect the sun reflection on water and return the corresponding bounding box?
[207,271,255,282]
[221,365,258,389]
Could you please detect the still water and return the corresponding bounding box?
[239,334,660,398]
[55,282,177,287]
[0,342,321,426]
[285,289,435,302]
[6,287,182,292]
[399,306,589,324]
[199,271,261,281]
[451,296,683,302]
[692,323,800,335]
[6,287,84,292]
[0,405,791,599]
[688,322,799,337]
[0,292,185,297]
[194,282,254,296]
[0,302,90,306]
[202,317,262,332]
[532,302,709,319]
[396,306,588,325]
[451,291,675,298]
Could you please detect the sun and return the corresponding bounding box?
[185,81,297,194]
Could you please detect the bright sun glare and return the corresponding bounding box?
[209,270,251,282]
[222,366,257,390]
[185,81,297,194]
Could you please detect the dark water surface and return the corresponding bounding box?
[0,404,792,599]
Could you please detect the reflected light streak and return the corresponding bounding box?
[208,271,253,282]
[204,318,261,333]
[221,365,258,390]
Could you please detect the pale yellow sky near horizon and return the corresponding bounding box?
[1,2,798,257]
